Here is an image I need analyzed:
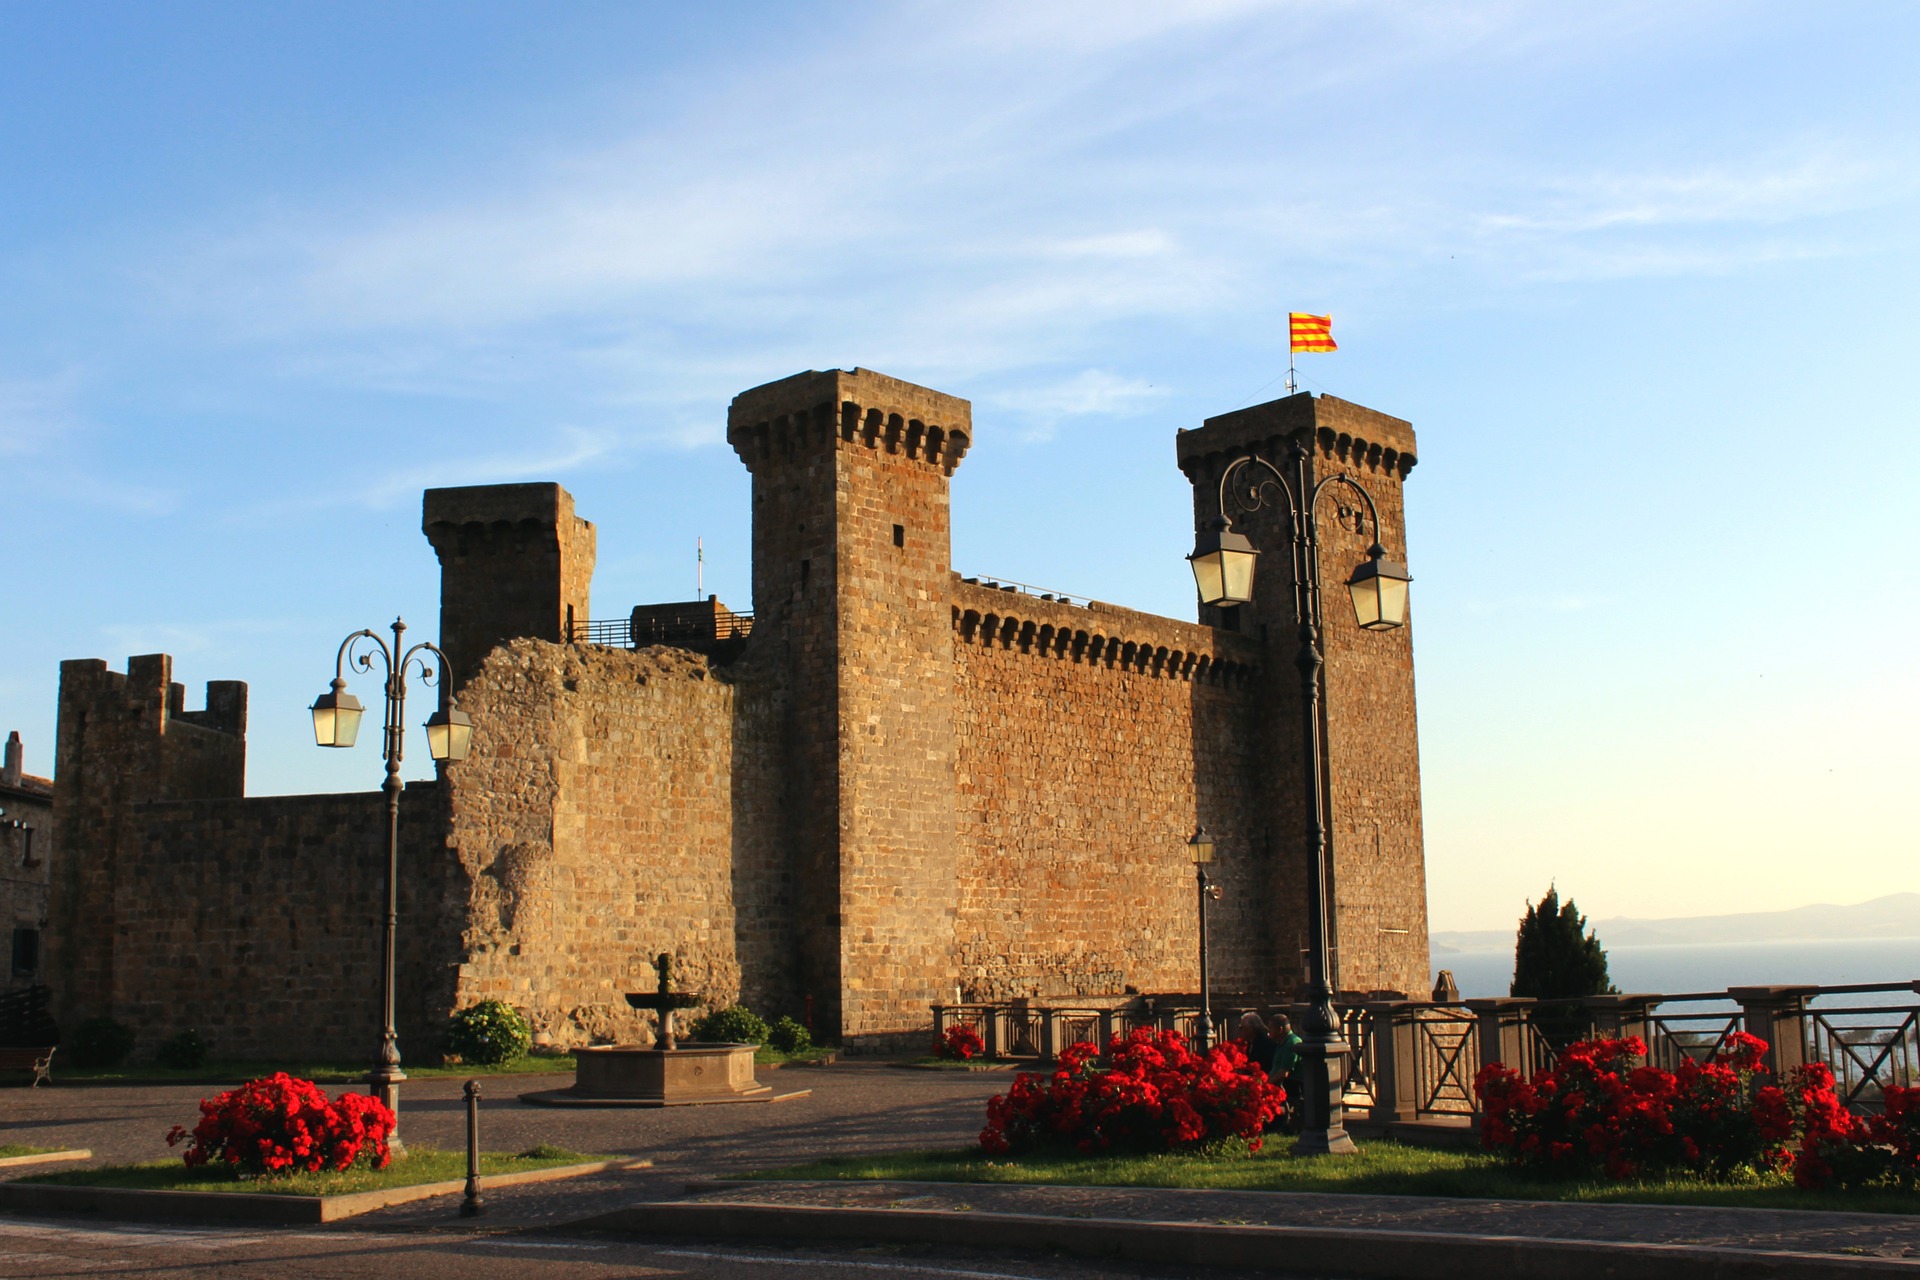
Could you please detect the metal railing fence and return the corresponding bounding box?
[569,610,754,650]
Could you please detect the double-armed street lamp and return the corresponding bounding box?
[311,617,472,1143]
[1188,440,1411,1156]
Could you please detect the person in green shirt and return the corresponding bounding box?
[1266,1013,1304,1132]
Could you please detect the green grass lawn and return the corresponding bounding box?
[56,1053,584,1083]
[60,1044,834,1083]
[899,1057,1019,1071]
[0,1144,66,1158]
[750,1141,1920,1215]
[756,1044,838,1067]
[20,1145,603,1196]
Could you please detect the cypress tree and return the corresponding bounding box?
[1510,885,1612,1000]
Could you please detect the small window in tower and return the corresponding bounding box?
[893,524,905,548]
[800,558,811,591]
[11,926,38,977]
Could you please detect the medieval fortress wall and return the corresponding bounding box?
[47,368,1430,1057]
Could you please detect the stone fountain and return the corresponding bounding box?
[521,953,808,1108]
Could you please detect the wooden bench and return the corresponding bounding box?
[0,1046,55,1086]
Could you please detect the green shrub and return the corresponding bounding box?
[68,1016,136,1069]
[690,1004,768,1045]
[768,1015,812,1054]
[517,1143,577,1160]
[156,1028,207,1069]
[444,1000,532,1066]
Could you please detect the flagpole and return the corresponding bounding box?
[1287,348,1297,395]
[696,537,703,599]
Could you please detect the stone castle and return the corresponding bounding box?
[46,368,1428,1054]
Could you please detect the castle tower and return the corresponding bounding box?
[47,655,247,1023]
[728,368,972,1045]
[1176,393,1428,998]
[423,483,596,690]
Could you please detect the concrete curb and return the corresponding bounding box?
[519,1088,811,1108]
[0,1157,652,1224]
[0,1149,91,1170]
[887,1061,1021,1073]
[570,1200,1920,1278]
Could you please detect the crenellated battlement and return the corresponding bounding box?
[727,367,972,476]
[54,655,247,803]
[1175,391,1417,486]
[951,578,1260,687]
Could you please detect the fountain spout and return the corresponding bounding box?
[625,952,701,1050]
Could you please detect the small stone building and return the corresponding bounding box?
[2,731,54,993]
[45,369,1429,1055]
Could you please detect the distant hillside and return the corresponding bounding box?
[1432,892,1920,955]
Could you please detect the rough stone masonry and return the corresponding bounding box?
[45,368,1429,1056]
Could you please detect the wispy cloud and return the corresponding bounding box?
[81,1,1920,419]
[0,370,82,458]
[1481,152,1888,235]
[229,424,619,519]
[95,616,295,659]
[987,369,1168,442]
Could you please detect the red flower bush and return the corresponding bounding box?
[1791,1072,1920,1191]
[165,1073,395,1177]
[979,1028,1284,1157]
[1476,1033,1834,1182]
[1870,1084,1920,1187]
[935,1023,986,1061]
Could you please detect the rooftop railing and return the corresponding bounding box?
[569,609,754,650]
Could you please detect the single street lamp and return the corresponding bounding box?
[1188,827,1218,1050]
[311,617,471,1145]
[1188,442,1411,1156]
[0,809,35,869]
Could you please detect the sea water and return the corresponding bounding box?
[1433,937,1920,1003]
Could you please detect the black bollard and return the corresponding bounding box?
[460,1079,483,1217]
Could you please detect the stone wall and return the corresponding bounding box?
[48,655,249,1030]
[443,637,789,1048]
[93,786,452,1061]
[951,583,1272,1001]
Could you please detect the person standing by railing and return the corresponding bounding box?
[1237,1011,1277,1074]
[1268,1013,1305,1132]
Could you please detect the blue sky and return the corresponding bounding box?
[2,2,1914,931]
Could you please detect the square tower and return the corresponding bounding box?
[1177,392,1428,998]
[423,483,596,691]
[729,369,971,1046]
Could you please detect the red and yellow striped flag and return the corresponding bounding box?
[1289,313,1337,353]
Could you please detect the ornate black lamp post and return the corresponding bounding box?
[1188,827,1218,1050]
[1188,442,1411,1156]
[311,617,472,1144]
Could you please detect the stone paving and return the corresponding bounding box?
[4,1062,1919,1265]
[680,1178,1920,1262]
[0,1064,1004,1225]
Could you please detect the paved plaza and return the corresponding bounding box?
[4,1064,1920,1276]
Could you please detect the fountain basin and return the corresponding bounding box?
[520,1041,810,1108]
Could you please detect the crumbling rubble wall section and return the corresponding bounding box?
[444,639,788,1048]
